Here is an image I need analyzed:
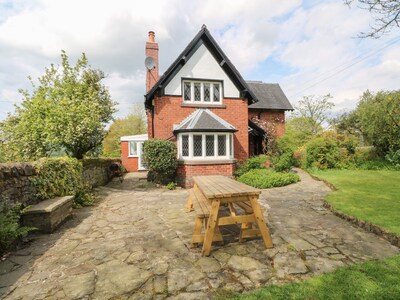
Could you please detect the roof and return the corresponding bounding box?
[174,109,237,133]
[120,134,148,142]
[145,25,257,109]
[248,120,266,137]
[247,81,293,111]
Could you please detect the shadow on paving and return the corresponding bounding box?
[0,170,398,300]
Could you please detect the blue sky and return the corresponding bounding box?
[0,0,399,121]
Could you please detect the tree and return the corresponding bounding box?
[0,51,117,161]
[102,104,147,157]
[345,0,400,38]
[293,94,335,135]
[355,90,400,154]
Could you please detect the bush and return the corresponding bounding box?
[234,155,268,177]
[238,169,300,189]
[0,205,33,255]
[273,150,295,172]
[306,132,341,169]
[31,157,94,207]
[143,139,178,184]
[166,182,177,190]
[385,149,400,167]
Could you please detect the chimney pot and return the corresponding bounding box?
[148,31,155,43]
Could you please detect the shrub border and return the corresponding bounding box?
[309,172,400,248]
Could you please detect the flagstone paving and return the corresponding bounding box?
[0,169,398,299]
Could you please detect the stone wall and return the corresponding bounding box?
[0,162,37,212]
[81,158,121,188]
[0,158,121,212]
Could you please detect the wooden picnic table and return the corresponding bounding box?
[191,175,273,256]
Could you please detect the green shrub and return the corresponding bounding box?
[143,139,178,184]
[0,205,33,255]
[234,155,268,177]
[238,169,300,189]
[166,182,177,190]
[273,150,295,172]
[306,132,341,169]
[31,157,94,207]
[385,149,400,167]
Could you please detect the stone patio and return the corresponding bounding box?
[0,169,398,299]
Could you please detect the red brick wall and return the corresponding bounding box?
[121,141,139,172]
[248,109,286,137]
[177,163,235,188]
[149,95,249,162]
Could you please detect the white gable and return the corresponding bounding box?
[164,43,240,98]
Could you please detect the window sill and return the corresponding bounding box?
[181,103,226,109]
[178,159,236,165]
[128,155,139,158]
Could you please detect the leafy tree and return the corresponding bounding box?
[345,0,400,38]
[0,51,116,161]
[355,90,400,154]
[293,94,335,135]
[102,104,147,157]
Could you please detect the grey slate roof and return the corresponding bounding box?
[174,109,237,133]
[247,81,293,111]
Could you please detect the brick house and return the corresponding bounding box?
[121,26,293,186]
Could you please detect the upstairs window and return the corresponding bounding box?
[182,80,222,104]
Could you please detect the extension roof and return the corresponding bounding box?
[173,109,237,133]
[145,25,257,109]
[247,81,293,111]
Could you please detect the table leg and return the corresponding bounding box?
[202,199,220,256]
[249,196,273,248]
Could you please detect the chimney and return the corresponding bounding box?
[145,31,159,93]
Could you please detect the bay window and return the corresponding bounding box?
[178,132,234,160]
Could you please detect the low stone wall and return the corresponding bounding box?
[0,158,121,212]
[0,162,38,211]
[81,158,121,188]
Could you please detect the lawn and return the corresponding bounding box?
[216,255,400,300]
[216,168,400,300]
[310,169,400,235]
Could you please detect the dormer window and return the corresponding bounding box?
[182,80,222,104]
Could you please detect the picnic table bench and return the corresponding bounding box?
[188,175,273,256]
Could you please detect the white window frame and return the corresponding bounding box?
[128,141,138,157]
[178,132,234,160]
[182,80,222,104]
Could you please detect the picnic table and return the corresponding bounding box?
[188,175,273,256]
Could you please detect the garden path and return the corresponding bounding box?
[0,169,398,299]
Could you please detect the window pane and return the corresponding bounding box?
[213,84,220,102]
[129,141,137,156]
[229,134,233,156]
[184,82,191,101]
[193,135,202,156]
[206,135,214,156]
[204,83,210,102]
[182,135,189,157]
[194,83,201,101]
[218,135,226,156]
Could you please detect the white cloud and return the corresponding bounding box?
[0,0,399,121]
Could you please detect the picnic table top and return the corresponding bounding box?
[192,175,261,200]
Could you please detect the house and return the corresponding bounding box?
[121,26,293,186]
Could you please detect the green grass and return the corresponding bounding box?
[215,255,400,300]
[310,169,400,235]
